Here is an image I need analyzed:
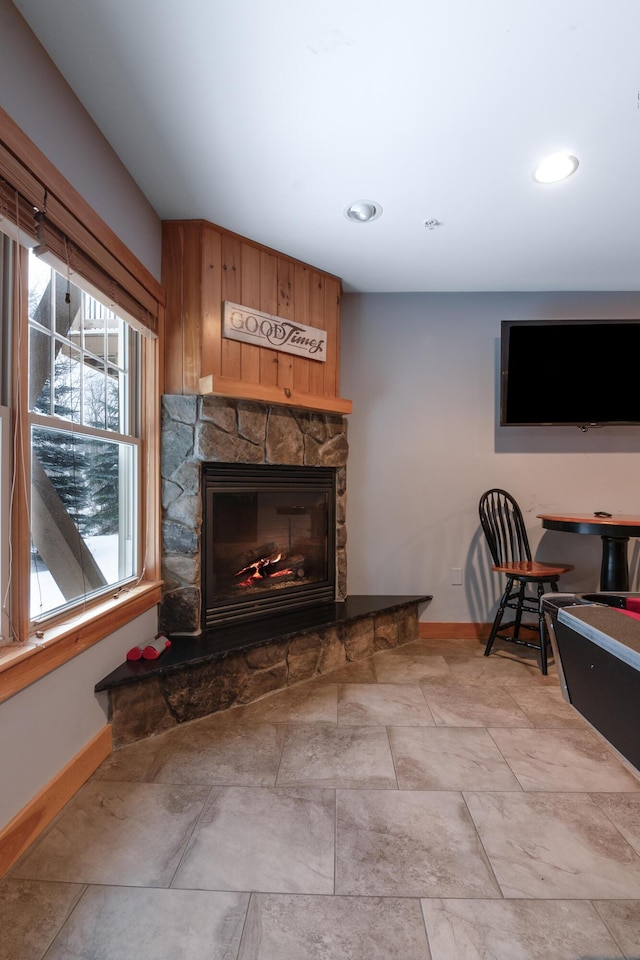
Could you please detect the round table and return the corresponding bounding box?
[537,513,640,592]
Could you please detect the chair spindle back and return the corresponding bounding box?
[479,488,532,566]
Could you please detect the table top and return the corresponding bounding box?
[538,513,640,536]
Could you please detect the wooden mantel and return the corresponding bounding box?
[162,219,352,414]
[198,374,352,415]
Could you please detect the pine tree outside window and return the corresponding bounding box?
[28,251,140,621]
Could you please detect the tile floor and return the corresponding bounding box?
[3,636,640,959]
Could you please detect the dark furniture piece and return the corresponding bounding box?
[537,512,640,591]
[542,592,640,772]
[479,489,574,674]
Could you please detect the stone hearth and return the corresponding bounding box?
[160,395,348,636]
[97,596,430,745]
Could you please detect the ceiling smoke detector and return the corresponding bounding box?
[424,219,441,230]
[344,200,382,223]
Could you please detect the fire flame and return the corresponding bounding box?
[235,551,293,587]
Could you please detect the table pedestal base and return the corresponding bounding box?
[600,536,630,592]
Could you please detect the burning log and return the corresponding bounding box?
[235,551,284,580]
[234,551,305,587]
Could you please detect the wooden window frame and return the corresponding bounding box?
[0,107,164,701]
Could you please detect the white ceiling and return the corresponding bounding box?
[13,0,640,293]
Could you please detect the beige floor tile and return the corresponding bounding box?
[152,719,286,785]
[11,781,209,887]
[238,682,338,724]
[0,879,84,960]
[337,683,434,726]
[336,789,500,898]
[374,651,454,683]
[398,637,484,659]
[412,673,461,690]
[44,886,249,960]
[422,898,623,960]
[277,723,397,788]
[172,786,335,894]
[389,726,522,791]
[592,794,640,856]
[420,681,533,728]
[447,652,551,684]
[312,658,377,684]
[505,683,588,728]
[592,900,640,959]
[92,725,188,782]
[465,791,640,898]
[238,893,430,960]
[489,728,640,792]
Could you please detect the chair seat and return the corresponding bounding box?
[492,560,574,579]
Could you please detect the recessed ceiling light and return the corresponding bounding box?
[533,153,579,184]
[344,200,382,223]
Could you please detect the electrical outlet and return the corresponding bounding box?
[451,567,463,585]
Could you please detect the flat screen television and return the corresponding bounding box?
[500,319,640,427]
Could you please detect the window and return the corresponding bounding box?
[28,251,141,621]
[0,110,161,668]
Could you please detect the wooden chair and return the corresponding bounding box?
[479,488,574,674]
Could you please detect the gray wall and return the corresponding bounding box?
[0,0,162,278]
[0,608,157,830]
[341,292,640,625]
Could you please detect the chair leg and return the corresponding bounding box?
[511,581,526,643]
[537,581,548,675]
[484,577,514,657]
[486,576,560,674]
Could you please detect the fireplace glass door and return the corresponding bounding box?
[203,463,336,627]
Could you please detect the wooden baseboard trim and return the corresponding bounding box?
[0,725,112,878]
[420,622,492,641]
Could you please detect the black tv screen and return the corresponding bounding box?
[500,319,640,426]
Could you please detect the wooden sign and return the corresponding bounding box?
[223,301,327,362]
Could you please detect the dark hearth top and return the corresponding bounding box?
[95,595,432,692]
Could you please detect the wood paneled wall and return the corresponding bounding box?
[162,220,350,414]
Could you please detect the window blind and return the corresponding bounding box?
[0,108,161,337]
[0,177,38,247]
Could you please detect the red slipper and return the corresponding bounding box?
[142,634,172,660]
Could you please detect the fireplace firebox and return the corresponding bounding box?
[203,462,337,628]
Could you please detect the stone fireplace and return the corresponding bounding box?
[99,394,428,745]
[160,395,348,637]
